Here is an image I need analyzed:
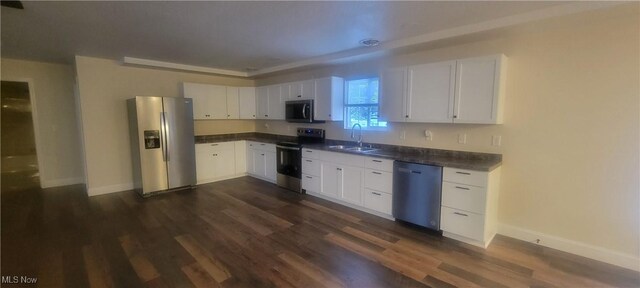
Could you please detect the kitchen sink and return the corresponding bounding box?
[346,147,378,152]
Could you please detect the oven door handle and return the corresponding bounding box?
[276,145,301,151]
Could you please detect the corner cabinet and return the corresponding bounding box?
[380,54,506,124]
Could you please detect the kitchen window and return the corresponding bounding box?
[344,77,387,130]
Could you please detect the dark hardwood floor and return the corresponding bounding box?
[2,176,639,287]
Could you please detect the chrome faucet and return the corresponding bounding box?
[351,123,363,147]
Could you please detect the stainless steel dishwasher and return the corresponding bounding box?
[392,161,443,230]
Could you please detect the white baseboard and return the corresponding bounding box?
[498,223,640,271]
[41,177,84,188]
[87,183,134,196]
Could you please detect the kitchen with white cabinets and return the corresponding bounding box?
[4,2,638,286]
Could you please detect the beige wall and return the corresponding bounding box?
[255,5,640,261]
[1,59,84,187]
[75,56,254,195]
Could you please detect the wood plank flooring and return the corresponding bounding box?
[2,176,639,287]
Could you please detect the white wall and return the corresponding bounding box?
[255,5,640,269]
[1,59,84,187]
[74,56,254,196]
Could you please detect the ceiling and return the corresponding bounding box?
[1,1,599,76]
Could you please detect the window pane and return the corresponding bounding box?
[346,106,370,128]
[346,78,379,105]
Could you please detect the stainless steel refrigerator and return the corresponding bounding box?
[127,96,196,197]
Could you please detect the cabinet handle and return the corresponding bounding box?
[371,192,381,196]
[253,115,255,117]
[212,154,218,156]
[455,186,470,190]
[455,171,471,175]
[372,160,382,163]
[260,143,265,146]
[372,171,382,175]
[261,154,264,156]
[210,144,218,146]
[405,115,409,118]
[297,95,301,98]
[453,115,458,119]
[306,176,313,179]
[328,114,331,117]
[305,160,313,162]
[336,168,342,171]
[265,115,268,117]
[305,150,312,153]
[227,114,230,117]
[453,212,468,217]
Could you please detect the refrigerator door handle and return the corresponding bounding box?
[160,112,169,162]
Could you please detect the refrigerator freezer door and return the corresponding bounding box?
[163,97,197,189]
[134,96,169,193]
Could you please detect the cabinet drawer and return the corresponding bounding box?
[256,142,276,153]
[364,169,393,194]
[302,148,323,160]
[365,157,394,172]
[443,168,488,187]
[324,151,365,167]
[196,142,235,152]
[302,158,321,176]
[442,182,486,214]
[302,174,321,193]
[441,206,485,241]
[363,189,392,215]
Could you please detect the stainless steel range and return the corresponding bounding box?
[276,128,325,193]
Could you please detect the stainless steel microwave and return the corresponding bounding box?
[285,100,324,123]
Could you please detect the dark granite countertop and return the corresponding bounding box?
[196,132,502,171]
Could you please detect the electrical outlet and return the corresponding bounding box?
[425,130,433,141]
[264,123,270,129]
[400,130,406,140]
[458,134,466,144]
[492,135,502,146]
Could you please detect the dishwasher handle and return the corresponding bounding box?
[397,167,422,174]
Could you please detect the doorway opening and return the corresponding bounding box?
[1,81,40,192]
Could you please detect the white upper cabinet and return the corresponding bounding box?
[226,86,240,119]
[267,84,284,120]
[299,79,315,100]
[454,55,506,124]
[238,87,256,119]
[407,61,456,123]
[183,82,244,120]
[314,76,344,121]
[183,82,214,119]
[379,67,407,123]
[379,54,506,124]
[256,86,269,119]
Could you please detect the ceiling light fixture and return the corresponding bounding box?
[360,39,380,47]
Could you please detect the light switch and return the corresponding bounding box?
[458,134,467,144]
[492,135,502,146]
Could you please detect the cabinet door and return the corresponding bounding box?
[265,151,277,182]
[256,86,269,119]
[183,83,212,119]
[226,87,240,119]
[454,55,503,124]
[267,85,283,120]
[195,144,216,183]
[286,82,299,100]
[407,61,456,123]
[254,150,266,177]
[208,85,228,119]
[299,79,315,100]
[379,67,407,122]
[213,148,236,179]
[238,87,256,119]
[246,146,256,175]
[315,77,343,121]
[341,165,363,205]
[321,162,340,199]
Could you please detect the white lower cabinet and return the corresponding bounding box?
[303,149,392,218]
[195,142,238,184]
[320,162,364,205]
[440,167,501,248]
[246,141,277,183]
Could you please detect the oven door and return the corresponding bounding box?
[276,145,302,178]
